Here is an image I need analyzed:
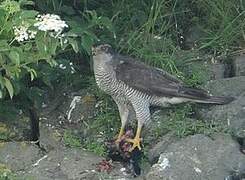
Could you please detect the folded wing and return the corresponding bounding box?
[113,55,210,100]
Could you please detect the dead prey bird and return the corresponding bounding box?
[92,44,234,152]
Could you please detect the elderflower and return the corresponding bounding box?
[28,30,37,39]
[13,25,37,42]
[34,14,68,34]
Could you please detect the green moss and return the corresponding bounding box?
[84,141,106,156]
[0,164,35,180]
[63,131,82,148]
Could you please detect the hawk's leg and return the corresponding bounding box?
[126,101,150,152]
[114,101,129,144]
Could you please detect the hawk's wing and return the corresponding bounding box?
[112,54,209,99]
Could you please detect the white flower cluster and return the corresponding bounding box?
[13,25,37,42]
[34,14,68,34]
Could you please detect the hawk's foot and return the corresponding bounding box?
[115,127,125,145]
[125,137,142,152]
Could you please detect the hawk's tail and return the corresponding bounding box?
[180,87,235,105]
[200,96,235,105]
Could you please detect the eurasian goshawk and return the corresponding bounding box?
[92,44,234,151]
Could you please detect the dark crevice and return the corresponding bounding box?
[236,137,245,155]
[224,62,235,78]
[224,58,236,78]
[29,107,40,147]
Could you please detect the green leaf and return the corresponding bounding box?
[0,90,2,99]
[30,69,37,81]
[36,33,49,58]
[49,38,58,55]
[0,75,4,88]
[68,38,79,53]
[23,43,32,51]
[47,58,58,67]
[20,10,38,19]
[0,53,3,65]
[0,40,10,52]
[0,9,6,25]
[99,17,114,31]
[67,21,85,36]
[22,65,37,81]
[4,77,14,99]
[81,34,94,54]
[9,50,20,65]
[19,0,35,7]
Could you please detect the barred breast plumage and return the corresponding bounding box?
[94,61,159,107]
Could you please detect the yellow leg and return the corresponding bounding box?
[126,126,142,152]
[115,126,124,143]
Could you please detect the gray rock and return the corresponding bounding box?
[24,147,103,180]
[199,96,245,136]
[233,54,245,76]
[199,77,245,136]
[41,90,96,125]
[0,140,134,180]
[206,62,226,80]
[146,134,245,180]
[204,76,245,97]
[39,125,63,151]
[19,145,133,180]
[39,90,98,143]
[148,133,177,164]
[64,93,96,123]
[0,142,43,171]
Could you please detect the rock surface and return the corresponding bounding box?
[0,142,44,171]
[41,90,97,126]
[23,147,105,180]
[0,141,134,180]
[206,62,226,80]
[199,77,245,137]
[233,54,245,76]
[39,125,62,151]
[204,76,245,97]
[147,133,177,164]
[146,134,245,180]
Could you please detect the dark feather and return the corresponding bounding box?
[112,54,233,103]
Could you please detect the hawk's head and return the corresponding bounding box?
[92,44,114,62]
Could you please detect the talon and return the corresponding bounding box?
[115,127,124,145]
[125,137,142,152]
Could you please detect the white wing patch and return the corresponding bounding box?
[159,97,188,106]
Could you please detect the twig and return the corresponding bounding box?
[32,155,48,167]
